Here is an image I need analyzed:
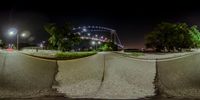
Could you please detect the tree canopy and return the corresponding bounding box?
[0,39,5,48]
[145,22,200,52]
[44,22,81,51]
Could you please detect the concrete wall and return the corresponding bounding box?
[157,53,200,98]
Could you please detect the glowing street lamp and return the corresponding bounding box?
[83,28,87,32]
[8,28,19,50]
[91,41,97,50]
[98,41,101,45]
[21,33,26,37]
[9,31,14,36]
[87,33,91,36]
[91,41,96,45]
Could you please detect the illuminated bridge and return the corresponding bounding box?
[73,26,124,49]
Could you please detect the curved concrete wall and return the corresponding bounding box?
[55,53,104,98]
[157,53,200,98]
[95,53,156,99]
[55,53,156,99]
[0,53,57,98]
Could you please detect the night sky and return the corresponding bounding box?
[0,1,200,49]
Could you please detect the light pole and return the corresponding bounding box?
[8,28,18,50]
[17,33,19,50]
[8,28,27,50]
[92,41,101,51]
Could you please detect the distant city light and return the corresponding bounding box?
[83,28,87,32]
[98,41,101,44]
[77,32,81,35]
[92,41,96,45]
[95,34,98,37]
[88,33,90,36]
[40,43,43,48]
[21,33,26,37]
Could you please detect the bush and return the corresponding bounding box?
[131,52,144,57]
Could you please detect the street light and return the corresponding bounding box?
[91,41,96,50]
[98,41,101,45]
[83,28,87,32]
[21,33,26,37]
[8,28,19,50]
[92,41,96,45]
[9,31,14,36]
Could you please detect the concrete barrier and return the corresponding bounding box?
[157,53,200,98]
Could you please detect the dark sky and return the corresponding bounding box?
[0,0,200,48]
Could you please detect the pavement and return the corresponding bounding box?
[95,53,156,99]
[157,52,200,98]
[0,51,58,98]
[1,50,200,99]
[54,52,156,99]
[55,52,105,98]
[0,51,156,99]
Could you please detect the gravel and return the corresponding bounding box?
[55,53,104,98]
[157,52,200,98]
[0,52,58,98]
[95,53,156,99]
[55,52,156,99]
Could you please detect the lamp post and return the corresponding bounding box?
[8,28,26,50]
[8,28,18,50]
[92,41,101,51]
[17,33,19,50]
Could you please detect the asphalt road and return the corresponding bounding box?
[0,51,58,98]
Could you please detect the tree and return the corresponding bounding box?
[145,22,194,52]
[44,22,81,51]
[189,25,200,48]
[0,39,5,48]
[99,42,118,51]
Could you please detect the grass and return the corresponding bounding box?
[130,52,144,57]
[55,52,97,60]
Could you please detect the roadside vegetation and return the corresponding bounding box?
[0,39,5,49]
[145,22,200,52]
[55,52,97,59]
[130,52,144,57]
